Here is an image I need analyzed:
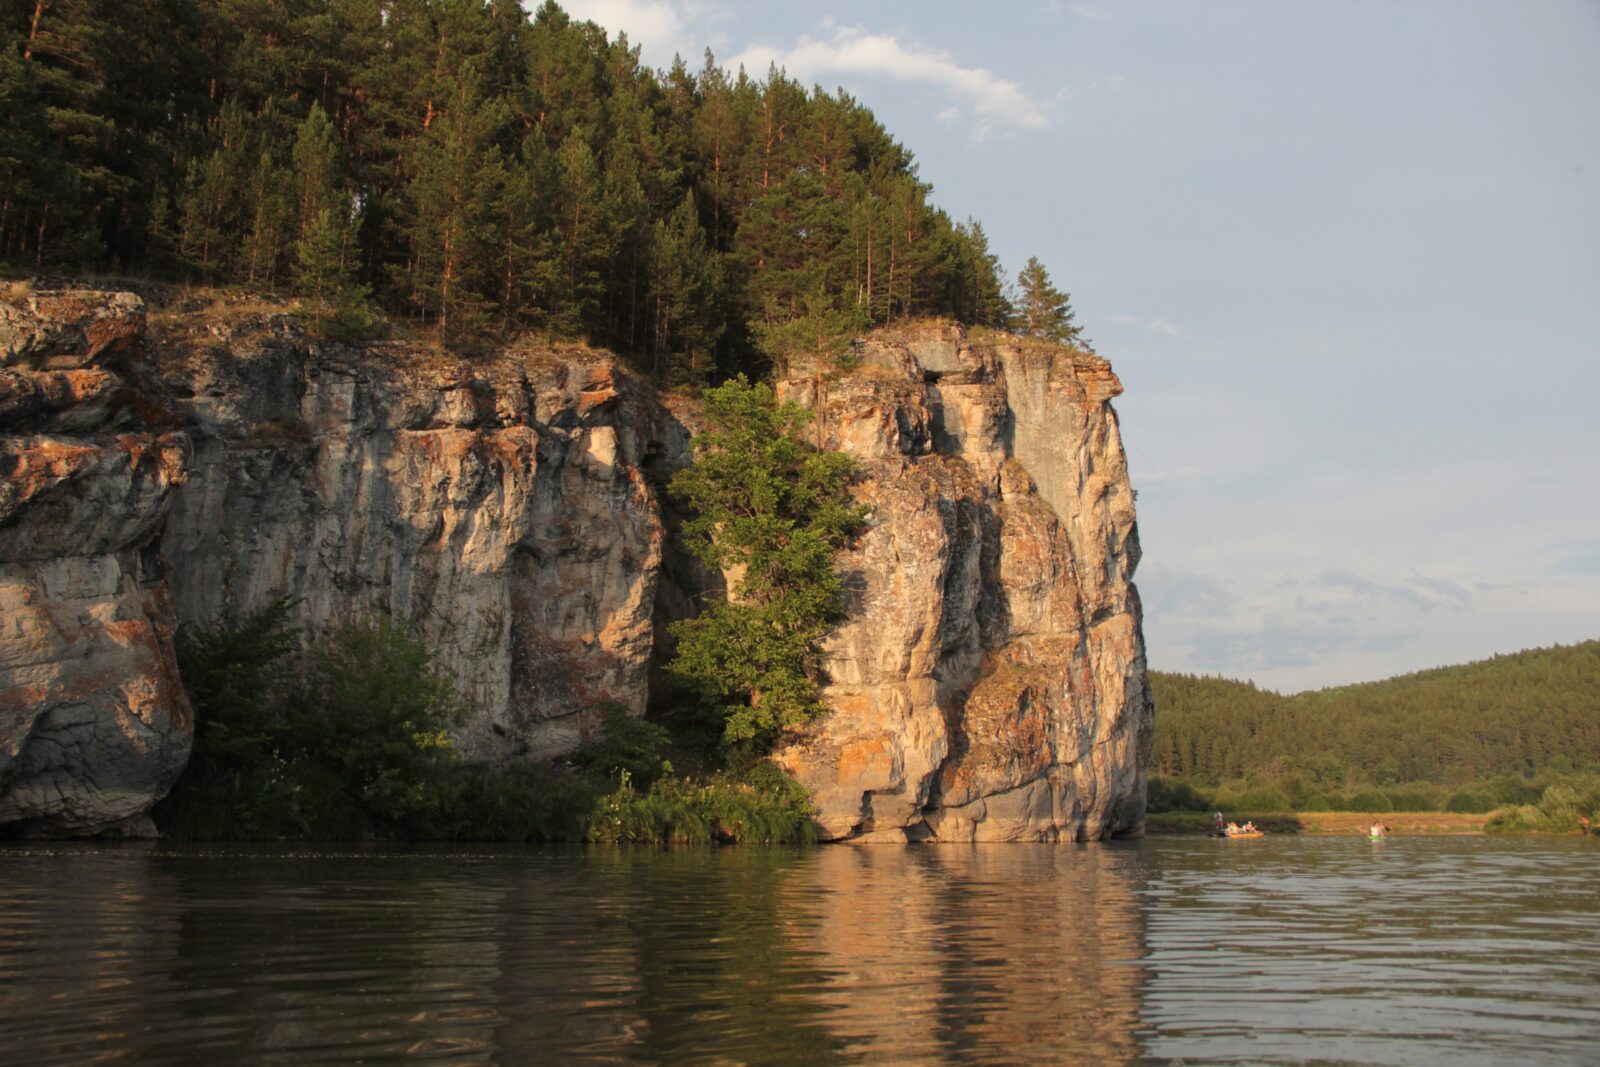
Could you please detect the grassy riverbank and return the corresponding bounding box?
[1145,811,1492,835]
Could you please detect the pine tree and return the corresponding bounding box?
[405,68,506,344]
[648,195,724,384]
[291,104,356,305]
[1016,255,1085,345]
[488,136,561,334]
[552,129,608,337]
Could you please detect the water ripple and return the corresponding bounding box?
[0,837,1595,1064]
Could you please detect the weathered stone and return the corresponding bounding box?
[773,324,1151,842]
[0,426,191,834]
[0,292,1149,841]
[0,291,145,370]
[155,328,677,765]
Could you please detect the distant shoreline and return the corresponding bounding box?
[1145,811,1492,835]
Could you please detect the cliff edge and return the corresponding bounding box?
[774,324,1151,841]
[0,291,1148,839]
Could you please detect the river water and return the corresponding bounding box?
[0,836,1595,1065]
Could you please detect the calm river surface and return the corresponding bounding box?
[1,836,1595,1065]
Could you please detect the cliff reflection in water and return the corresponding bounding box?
[797,846,1146,1063]
[0,843,1149,1064]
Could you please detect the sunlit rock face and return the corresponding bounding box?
[773,323,1151,842]
[151,314,685,766]
[0,292,1148,840]
[0,292,192,835]
[0,290,686,834]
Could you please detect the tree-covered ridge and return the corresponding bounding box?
[1151,641,1600,788]
[2,0,1026,375]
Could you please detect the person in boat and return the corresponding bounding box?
[1226,821,1241,835]
[1242,821,1257,833]
[1213,811,1226,833]
[1369,819,1387,838]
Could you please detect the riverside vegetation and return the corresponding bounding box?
[1146,642,1600,835]
[156,377,854,844]
[156,596,817,844]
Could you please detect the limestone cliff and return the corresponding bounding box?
[0,291,1148,840]
[774,324,1150,841]
[0,292,191,835]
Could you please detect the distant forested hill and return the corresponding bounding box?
[1151,641,1600,789]
[2,0,1025,371]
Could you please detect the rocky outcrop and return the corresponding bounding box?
[0,291,191,836]
[773,323,1150,841]
[0,291,1148,841]
[150,312,684,766]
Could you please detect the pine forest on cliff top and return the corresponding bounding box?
[1,0,1084,367]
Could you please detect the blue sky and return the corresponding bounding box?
[555,0,1600,692]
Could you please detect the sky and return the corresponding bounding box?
[553,0,1600,693]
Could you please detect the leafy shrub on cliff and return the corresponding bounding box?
[158,606,466,839]
[293,617,466,832]
[578,704,672,788]
[667,376,867,750]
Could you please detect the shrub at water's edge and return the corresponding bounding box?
[585,765,818,845]
[156,603,471,839]
[1483,777,1600,835]
[156,603,819,843]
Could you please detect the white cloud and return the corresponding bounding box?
[1135,465,1204,488]
[553,0,711,68]
[1069,4,1113,22]
[1109,313,1182,336]
[729,25,1052,130]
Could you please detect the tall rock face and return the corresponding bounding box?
[0,292,192,835]
[0,292,1148,840]
[150,308,683,767]
[773,323,1151,841]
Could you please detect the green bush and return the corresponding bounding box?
[1146,777,1212,813]
[1486,776,1600,835]
[1228,786,1291,813]
[1347,790,1393,813]
[160,605,825,844]
[158,606,467,839]
[1445,791,1495,814]
[292,617,466,833]
[1483,778,1600,833]
[1481,775,1543,806]
[578,704,671,788]
[1302,793,1348,811]
[585,764,817,844]
[1383,788,1440,812]
[1484,804,1548,834]
[447,763,597,842]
